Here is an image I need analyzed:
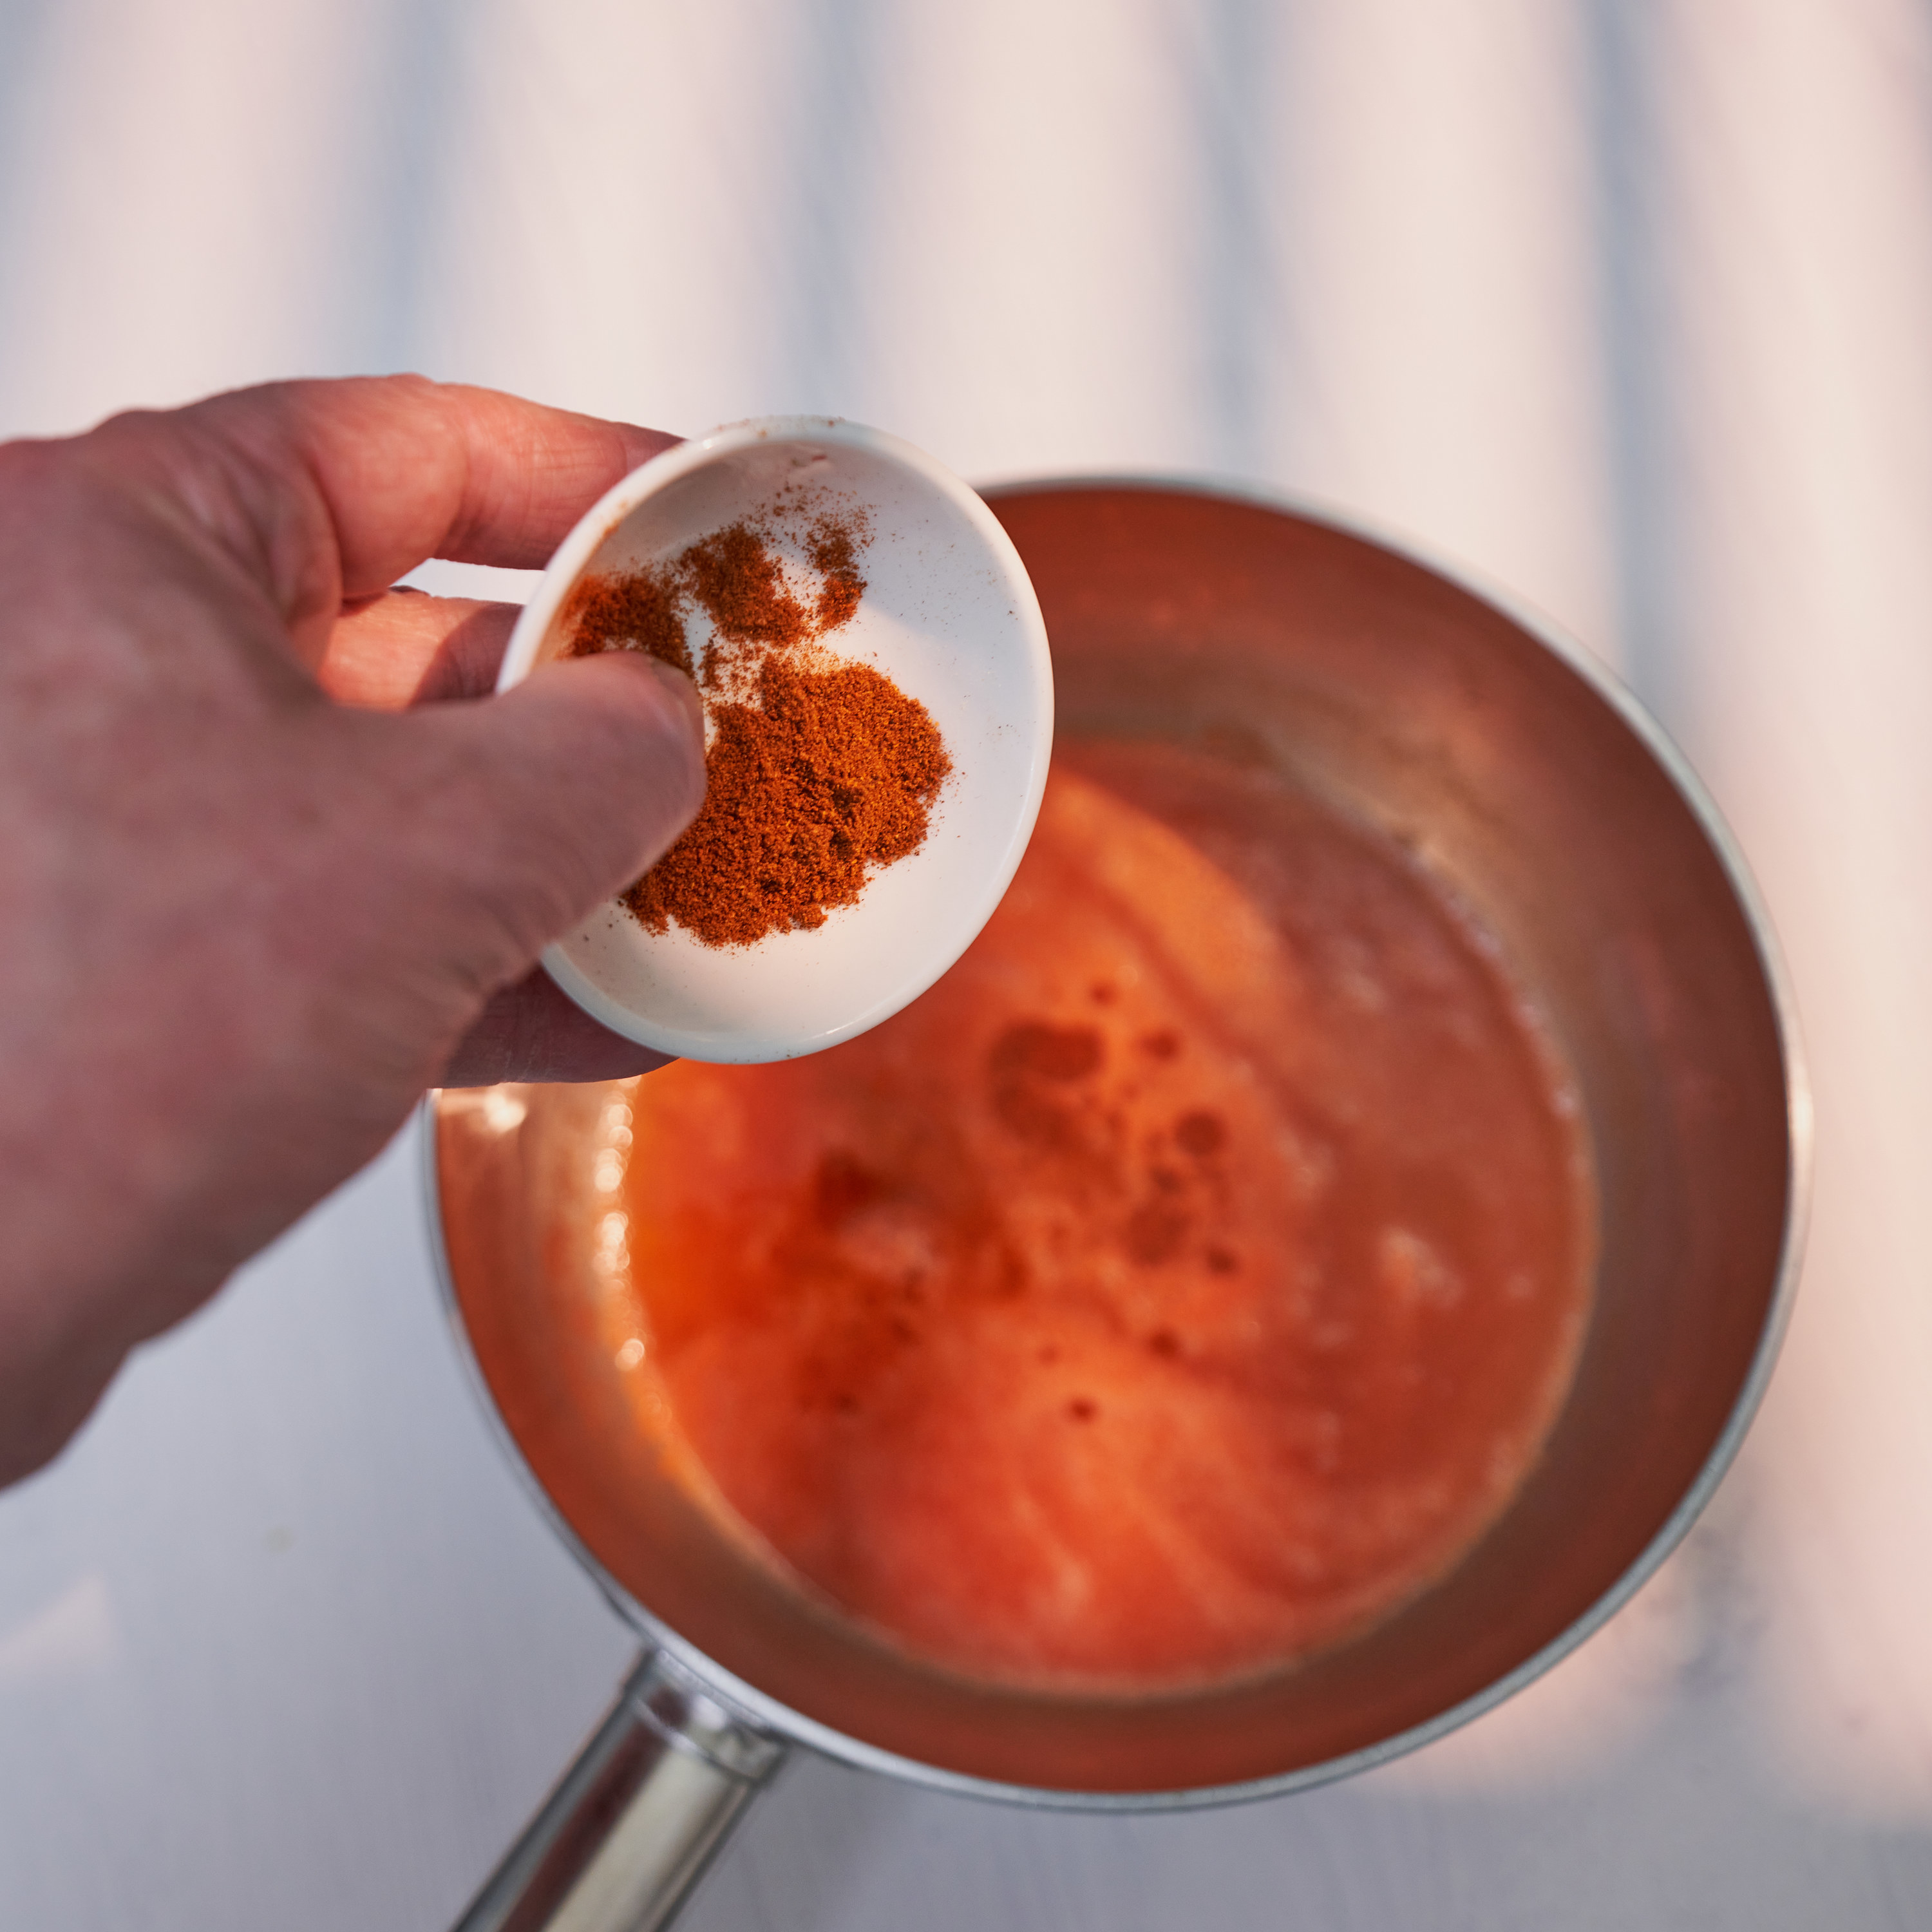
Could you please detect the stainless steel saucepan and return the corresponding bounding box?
[426,481,1807,1932]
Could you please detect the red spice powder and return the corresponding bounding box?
[806,515,865,630]
[560,567,690,678]
[566,502,952,947]
[681,522,814,652]
[630,654,951,948]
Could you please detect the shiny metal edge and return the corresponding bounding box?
[417,469,1812,1815]
[623,1649,786,1783]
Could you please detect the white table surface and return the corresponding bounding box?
[5,2,1932,1926]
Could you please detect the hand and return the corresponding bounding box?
[0,375,706,1482]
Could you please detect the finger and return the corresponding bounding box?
[246,375,677,584]
[440,964,674,1086]
[95,375,677,662]
[322,591,519,708]
[416,649,707,968]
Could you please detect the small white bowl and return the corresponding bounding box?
[495,417,1054,1064]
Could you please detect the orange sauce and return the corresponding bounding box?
[603,746,1594,1691]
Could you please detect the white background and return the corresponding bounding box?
[3,2,1931,1926]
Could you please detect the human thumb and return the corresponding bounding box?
[415,649,706,976]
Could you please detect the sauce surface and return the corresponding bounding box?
[603,746,1594,1691]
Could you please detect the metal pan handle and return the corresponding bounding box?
[452,1649,787,1932]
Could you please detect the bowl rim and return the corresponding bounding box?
[426,470,1812,1814]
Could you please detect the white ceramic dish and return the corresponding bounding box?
[495,417,1054,1064]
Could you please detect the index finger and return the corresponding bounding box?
[106,375,677,656]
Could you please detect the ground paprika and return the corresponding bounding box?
[564,501,952,947]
